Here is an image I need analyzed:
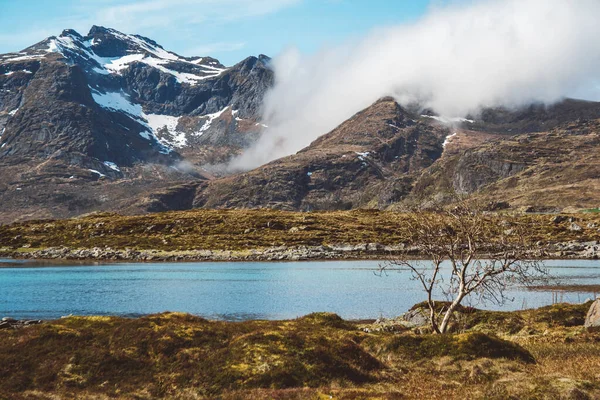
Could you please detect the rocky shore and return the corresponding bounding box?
[0,243,402,263]
[0,317,42,330]
[1,240,600,262]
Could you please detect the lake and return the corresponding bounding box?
[0,259,598,321]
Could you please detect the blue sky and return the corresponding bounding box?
[0,0,431,65]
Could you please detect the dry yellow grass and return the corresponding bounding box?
[1,209,599,253]
[0,304,599,399]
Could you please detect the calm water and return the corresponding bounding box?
[0,259,598,320]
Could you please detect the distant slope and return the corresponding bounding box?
[191,98,449,211]
[408,101,600,211]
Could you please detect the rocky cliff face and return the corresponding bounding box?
[192,98,449,211]
[0,26,273,222]
[408,101,600,211]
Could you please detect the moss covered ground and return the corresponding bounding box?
[0,303,599,399]
[0,209,599,253]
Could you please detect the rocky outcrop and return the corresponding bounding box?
[0,26,274,222]
[0,317,42,330]
[138,183,202,213]
[193,98,449,210]
[452,152,527,194]
[584,299,600,332]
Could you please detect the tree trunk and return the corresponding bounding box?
[438,294,465,334]
[428,303,441,334]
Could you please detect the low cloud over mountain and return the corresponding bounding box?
[231,0,600,170]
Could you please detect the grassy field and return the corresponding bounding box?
[0,209,599,253]
[0,303,598,399]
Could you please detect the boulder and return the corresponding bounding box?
[569,223,583,232]
[584,299,600,331]
[401,308,430,328]
[552,215,568,224]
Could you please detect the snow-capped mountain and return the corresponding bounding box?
[0,26,272,174]
[0,26,272,222]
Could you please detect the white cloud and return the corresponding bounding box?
[229,0,600,171]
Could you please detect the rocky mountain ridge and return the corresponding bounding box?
[1,26,273,169]
[2,26,600,222]
[192,98,449,211]
[0,26,273,222]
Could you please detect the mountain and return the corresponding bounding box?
[191,98,449,211]
[0,26,273,222]
[186,97,600,213]
[2,26,600,223]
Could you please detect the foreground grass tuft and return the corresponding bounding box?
[0,304,599,399]
[371,332,535,364]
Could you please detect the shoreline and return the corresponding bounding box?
[1,239,600,263]
[0,299,594,325]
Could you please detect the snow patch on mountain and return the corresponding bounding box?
[101,54,146,73]
[195,107,229,136]
[143,113,187,148]
[443,132,458,148]
[88,86,228,150]
[142,107,231,148]
[141,57,222,84]
[90,89,142,116]
[421,115,475,124]
[88,88,170,151]
[89,169,106,178]
[103,161,121,172]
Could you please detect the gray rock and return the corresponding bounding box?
[585,299,600,332]
[367,243,382,252]
[552,215,568,224]
[569,223,583,232]
[401,308,430,328]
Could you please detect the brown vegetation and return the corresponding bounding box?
[0,303,598,399]
[1,209,600,254]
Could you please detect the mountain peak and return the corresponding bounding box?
[88,25,110,36]
[60,29,82,40]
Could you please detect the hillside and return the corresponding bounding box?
[2,209,600,262]
[0,303,597,399]
[192,98,449,211]
[410,116,600,211]
[0,27,272,223]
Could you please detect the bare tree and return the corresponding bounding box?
[380,205,546,334]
